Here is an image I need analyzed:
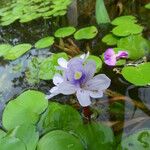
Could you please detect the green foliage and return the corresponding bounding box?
[38,102,83,134]
[145,3,150,9]
[35,36,54,49]
[0,0,72,26]
[54,27,76,38]
[117,129,150,150]
[121,62,150,86]
[0,129,6,139]
[95,0,110,24]
[0,44,12,57]
[102,34,119,46]
[117,35,150,60]
[37,130,84,150]
[74,26,98,40]
[2,90,48,130]
[4,44,32,60]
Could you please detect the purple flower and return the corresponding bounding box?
[104,48,128,66]
[46,56,111,107]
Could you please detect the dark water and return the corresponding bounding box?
[0,0,150,142]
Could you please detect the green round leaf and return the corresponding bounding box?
[2,90,48,130]
[117,35,150,60]
[0,129,6,139]
[121,62,150,86]
[102,34,119,46]
[74,26,98,40]
[38,102,83,134]
[37,130,84,150]
[4,43,32,60]
[35,36,54,49]
[0,136,26,150]
[111,15,137,25]
[117,129,150,150]
[11,124,39,150]
[54,27,76,38]
[145,3,150,9]
[112,23,143,37]
[75,122,115,150]
[0,44,12,57]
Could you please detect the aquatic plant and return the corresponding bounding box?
[46,56,111,106]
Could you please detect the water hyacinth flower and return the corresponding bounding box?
[46,56,111,107]
[104,48,128,66]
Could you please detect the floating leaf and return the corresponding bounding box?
[74,26,98,40]
[145,3,150,9]
[122,62,150,86]
[35,37,54,49]
[75,122,115,150]
[0,129,6,139]
[38,102,83,134]
[0,44,12,57]
[111,15,137,25]
[11,124,39,150]
[2,90,48,130]
[102,34,119,45]
[39,52,68,80]
[117,129,150,150]
[4,44,32,60]
[117,35,150,59]
[112,23,143,37]
[54,27,76,38]
[37,130,84,150]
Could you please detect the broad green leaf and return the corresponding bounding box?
[0,44,12,57]
[54,27,76,38]
[111,15,137,25]
[74,26,98,40]
[38,102,83,134]
[0,136,26,150]
[2,90,48,130]
[75,122,115,150]
[37,130,84,150]
[39,52,68,80]
[11,124,39,150]
[112,23,143,37]
[86,55,102,72]
[145,3,150,9]
[121,62,150,86]
[0,129,6,139]
[95,0,110,24]
[102,34,119,45]
[117,35,150,59]
[35,36,54,49]
[4,44,32,60]
[117,129,150,150]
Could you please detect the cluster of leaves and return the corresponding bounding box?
[0,90,115,150]
[0,0,72,26]
[1,90,150,149]
[102,15,150,86]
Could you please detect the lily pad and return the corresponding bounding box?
[0,129,6,139]
[4,43,32,60]
[54,27,76,38]
[35,36,54,49]
[117,35,150,59]
[102,34,119,45]
[145,3,150,9]
[121,62,150,86]
[38,102,83,134]
[111,15,137,25]
[2,90,48,130]
[112,23,143,37]
[74,26,98,40]
[37,130,84,150]
[0,44,12,57]
[117,129,150,150]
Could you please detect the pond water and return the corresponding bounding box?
[0,0,150,149]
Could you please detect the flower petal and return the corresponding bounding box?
[57,58,68,68]
[53,74,64,85]
[116,51,128,59]
[84,74,111,91]
[80,51,90,60]
[76,89,91,106]
[84,60,96,80]
[57,82,77,95]
[46,86,60,99]
[89,90,103,98]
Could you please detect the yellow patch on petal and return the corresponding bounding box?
[74,71,82,80]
